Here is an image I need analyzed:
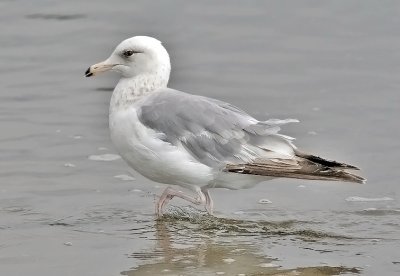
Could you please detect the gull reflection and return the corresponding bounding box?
[121,215,360,276]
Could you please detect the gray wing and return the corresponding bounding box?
[137,88,298,168]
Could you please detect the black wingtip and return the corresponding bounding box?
[296,151,360,170]
[85,67,93,77]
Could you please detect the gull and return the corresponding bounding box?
[85,36,365,217]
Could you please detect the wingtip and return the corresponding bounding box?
[344,164,360,171]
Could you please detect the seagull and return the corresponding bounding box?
[85,36,365,217]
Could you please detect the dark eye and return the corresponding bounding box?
[123,50,140,57]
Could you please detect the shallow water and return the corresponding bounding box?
[1,0,400,275]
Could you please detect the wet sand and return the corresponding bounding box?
[1,1,400,275]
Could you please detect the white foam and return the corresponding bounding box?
[222,258,236,264]
[258,199,272,204]
[64,163,76,168]
[233,211,245,215]
[114,174,135,181]
[88,154,121,161]
[345,196,394,202]
[363,208,377,211]
[259,263,279,268]
[231,248,246,253]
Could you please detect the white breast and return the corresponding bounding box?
[109,108,214,188]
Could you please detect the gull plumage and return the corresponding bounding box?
[85,36,365,217]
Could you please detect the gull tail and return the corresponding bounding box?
[224,152,366,184]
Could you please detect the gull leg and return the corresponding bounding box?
[156,187,174,218]
[156,186,206,218]
[201,188,214,215]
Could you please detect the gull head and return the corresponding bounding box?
[85,36,171,79]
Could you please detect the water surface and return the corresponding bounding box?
[1,1,399,275]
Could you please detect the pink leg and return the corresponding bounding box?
[156,186,206,218]
[201,188,214,215]
[156,188,174,217]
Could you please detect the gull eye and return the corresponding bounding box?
[123,50,140,57]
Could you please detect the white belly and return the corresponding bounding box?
[109,108,214,188]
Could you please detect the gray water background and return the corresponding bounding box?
[0,0,399,275]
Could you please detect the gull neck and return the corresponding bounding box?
[109,73,169,113]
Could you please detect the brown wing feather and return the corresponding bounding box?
[224,156,365,184]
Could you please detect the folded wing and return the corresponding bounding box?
[137,88,298,168]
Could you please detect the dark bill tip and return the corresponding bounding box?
[85,67,93,77]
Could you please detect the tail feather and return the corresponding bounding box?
[224,154,366,184]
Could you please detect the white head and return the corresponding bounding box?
[85,36,171,81]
